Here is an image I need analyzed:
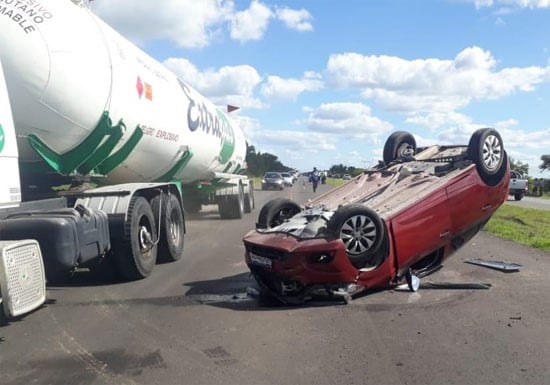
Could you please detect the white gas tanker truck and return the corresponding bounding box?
[0,0,254,317]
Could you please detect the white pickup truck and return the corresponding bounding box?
[510,170,528,201]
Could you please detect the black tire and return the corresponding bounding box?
[218,185,244,219]
[383,131,417,164]
[514,193,523,201]
[244,188,255,213]
[256,198,301,229]
[112,196,157,280]
[151,194,185,263]
[326,205,385,266]
[468,128,507,186]
[183,198,201,214]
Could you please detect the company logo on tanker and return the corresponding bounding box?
[180,81,235,164]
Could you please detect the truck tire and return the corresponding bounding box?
[256,198,301,229]
[218,185,244,219]
[243,186,255,213]
[151,194,185,262]
[183,198,201,214]
[113,196,157,280]
[514,193,524,201]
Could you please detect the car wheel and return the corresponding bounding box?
[326,205,385,266]
[468,128,508,186]
[383,131,417,164]
[514,193,523,201]
[256,198,301,229]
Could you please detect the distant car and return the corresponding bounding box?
[280,172,294,186]
[244,128,510,304]
[343,174,352,180]
[509,170,528,201]
[261,172,284,190]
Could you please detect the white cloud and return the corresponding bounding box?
[326,46,550,114]
[421,119,550,176]
[92,0,233,48]
[229,1,273,42]
[248,128,337,153]
[92,0,313,48]
[163,58,263,108]
[275,8,313,31]
[260,72,323,101]
[491,123,550,175]
[405,111,473,129]
[304,102,393,140]
[471,0,550,8]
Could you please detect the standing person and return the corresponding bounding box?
[321,170,327,184]
[309,167,320,192]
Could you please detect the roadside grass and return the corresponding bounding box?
[251,177,262,188]
[484,204,550,251]
[326,178,346,187]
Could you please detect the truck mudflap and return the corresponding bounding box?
[0,240,46,318]
[0,205,110,280]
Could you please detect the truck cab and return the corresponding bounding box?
[0,59,47,319]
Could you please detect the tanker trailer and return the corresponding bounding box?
[0,0,254,289]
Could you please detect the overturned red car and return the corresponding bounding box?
[243,128,510,304]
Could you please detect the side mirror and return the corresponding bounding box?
[406,269,420,292]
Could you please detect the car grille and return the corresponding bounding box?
[245,243,289,261]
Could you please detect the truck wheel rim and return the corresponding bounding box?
[139,225,153,257]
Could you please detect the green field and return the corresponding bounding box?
[484,204,550,251]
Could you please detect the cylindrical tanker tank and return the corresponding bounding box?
[0,0,247,184]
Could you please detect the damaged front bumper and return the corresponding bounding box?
[243,231,389,304]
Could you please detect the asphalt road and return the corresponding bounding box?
[1,180,549,385]
[505,195,550,211]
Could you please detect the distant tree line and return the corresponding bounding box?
[509,157,529,176]
[510,155,550,176]
[327,164,363,177]
[245,144,290,176]
[541,154,550,172]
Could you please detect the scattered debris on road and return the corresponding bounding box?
[465,258,523,272]
[395,281,492,291]
[419,282,492,290]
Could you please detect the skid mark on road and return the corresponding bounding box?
[203,346,239,366]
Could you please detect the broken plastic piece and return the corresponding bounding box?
[420,282,492,290]
[464,258,523,272]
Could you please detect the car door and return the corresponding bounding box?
[445,168,491,236]
[391,188,452,272]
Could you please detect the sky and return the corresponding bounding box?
[90,0,550,177]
